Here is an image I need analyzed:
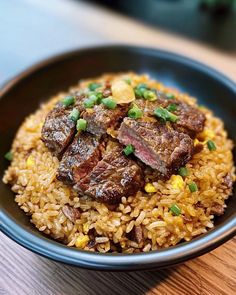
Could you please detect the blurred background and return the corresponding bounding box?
[0,0,235,84]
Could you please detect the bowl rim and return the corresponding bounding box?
[0,44,236,271]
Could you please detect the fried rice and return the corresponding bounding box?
[3,73,235,253]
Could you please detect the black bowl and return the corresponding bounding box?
[0,45,235,271]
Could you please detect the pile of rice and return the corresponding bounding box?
[3,73,235,253]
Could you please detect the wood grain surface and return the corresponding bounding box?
[1,233,235,295]
[0,1,235,294]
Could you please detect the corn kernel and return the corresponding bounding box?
[83,223,89,234]
[26,155,35,168]
[75,235,89,248]
[199,129,215,140]
[144,183,157,193]
[120,241,126,248]
[171,175,184,190]
[194,138,200,146]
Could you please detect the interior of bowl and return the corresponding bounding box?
[0,45,235,270]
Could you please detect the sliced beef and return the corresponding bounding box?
[135,94,206,136]
[74,146,144,204]
[118,118,194,179]
[62,205,81,223]
[127,226,143,244]
[174,102,206,136]
[193,143,204,154]
[57,132,103,184]
[83,104,128,137]
[41,104,76,158]
[74,92,87,113]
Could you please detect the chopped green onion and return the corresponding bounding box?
[143,90,157,101]
[96,92,103,103]
[154,107,168,121]
[154,107,178,123]
[134,84,148,97]
[88,83,101,91]
[166,93,175,99]
[136,83,147,89]
[167,103,177,112]
[170,204,181,216]
[4,151,13,161]
[123,144,135,156]
[207,140,216,151]
[69,108,80,122]
[83,94,98,108]
[128,106,143,119]
[76,119,87,131]
[83,99,95,108]
[178,167,189,177]
[134,88,143,97]
[62,95,75,106]
[188,182,198,192]
[198,105,206,109]
[89,93,99,101]
[124,78,131,85]
[101,97,117,109]
[168,112,178,123]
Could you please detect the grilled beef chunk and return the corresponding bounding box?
[83,104,128,137]
[62,205,81,223]
[57,132,103,184]
[127,226,143,244]
[223,173,233,189]
[74,146,144,204]
[135,95,206,136]
[118,118,194,179]
[183,215,192,223]
[210,203,225,216]
[41,104,76,158]
[74,93,86,113]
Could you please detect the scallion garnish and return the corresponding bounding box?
[128,105,143,119]
[134,83,147,97]
[96,92,103,103]
[83,94,98,108]
[69,108,80,122]
[4,151,13,161]
[154,107,178,123]
[188,182,198,192]
[88,82,101,91]
[178,167,189,177]
[124,78,131,85]
[76,119,87,131]
[136,83,147,89]
[207,140,216,151]
[101,97,117,109]
[166,93,175,99]
[62,95,75,106]
[167,103,177,112]
[170,204,181,216]
[123,144,135,156]
[143,90,157,101]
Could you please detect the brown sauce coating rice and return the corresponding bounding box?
[3,73,235,253]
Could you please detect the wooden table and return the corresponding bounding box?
[1,1,235,294]
[1,233,235,295]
